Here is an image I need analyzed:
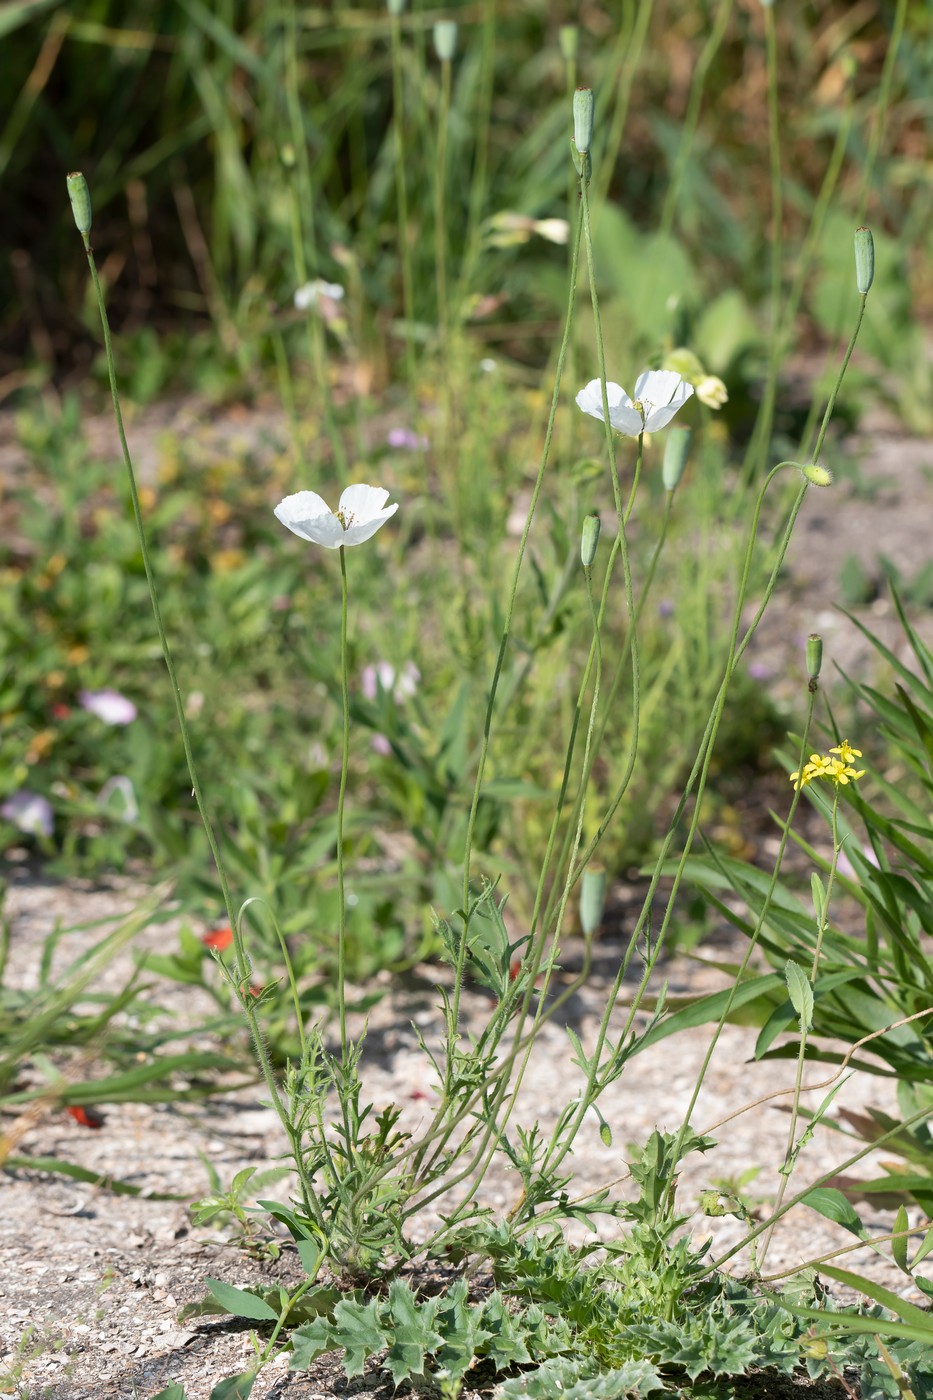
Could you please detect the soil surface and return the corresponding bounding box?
[3,400,933,1398]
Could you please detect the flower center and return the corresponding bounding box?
[336,510,357,530]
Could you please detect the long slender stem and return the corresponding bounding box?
[283,0,347,475]
[450,206,584,1033]
[389,6,417,385]
[758,785,842,1268]
[76,221,321,1225]
[336,546,351,1059]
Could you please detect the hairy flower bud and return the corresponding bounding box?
[579,864,607,936]
[433,20,457,60]
[806,633,823,692]
[573,88,594,155]
[801,463,833,488]
[580,512,601,568]
[559,25,578,61]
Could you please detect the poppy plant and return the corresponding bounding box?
[274,484,399,549]
[576,370,693,436]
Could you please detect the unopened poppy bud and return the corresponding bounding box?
[433,20,457,60]
[806,633,823,691]
[386,0,405,14]
[854,226,874,295]
[662,427,691,492]
[67,172,92,235]
[573,88,594,155]
[580,512,601,568]
[801,462,832,487]
[559,25,578,61]
[579,864,607,936]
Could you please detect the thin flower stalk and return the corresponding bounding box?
[69,184,322,1231]
[758,743,867,1267]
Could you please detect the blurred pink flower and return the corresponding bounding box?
[79,689,137,725]
[2,790,53,838]
[387,428,428,452]
[371,735,392,756]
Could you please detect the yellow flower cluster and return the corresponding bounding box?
[790,741,865,791]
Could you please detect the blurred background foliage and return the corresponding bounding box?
[2,0,931,408]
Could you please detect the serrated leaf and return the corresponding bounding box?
[331,1297,388,1377]
[205,1278,278,1322]
[480,1292,532,1370]
[784,960,813,1030]
[383,1281,443,1386]
[209,1375,254,1400]
[434,1279,490,1383]
[289,1317,338,1372]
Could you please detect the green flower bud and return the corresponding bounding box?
[559,25,578,61]
[433,20,457,60]
[573,88,594,155]
[806,633,823,692]
[579,864,607,936]
[662,427,691,492]
[854,226,874,295]
[386,0,405,14]
[801,462,832,488]
[580,512,601,568]
[66,172,92,235]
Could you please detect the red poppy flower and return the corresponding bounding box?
[201,925,234,951]
[67,1105,105,1129]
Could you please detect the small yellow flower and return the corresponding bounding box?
[790,740,865,790]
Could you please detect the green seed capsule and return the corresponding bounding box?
[66,172,92,235]
[854,226,874,295]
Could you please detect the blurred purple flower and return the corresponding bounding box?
[748,661,772,681]
[371,734,393,756]
[387,427,429,452]
[2,790,54,838]
[79,689,138,725]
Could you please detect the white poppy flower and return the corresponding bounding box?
[576,370,694,436]
[274,484,398,549]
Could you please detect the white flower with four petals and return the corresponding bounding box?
[274,484,398,549]
[576,370,693,436]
